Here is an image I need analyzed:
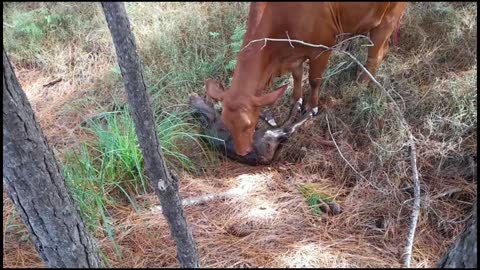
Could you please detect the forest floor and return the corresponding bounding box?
[3,2,477,267]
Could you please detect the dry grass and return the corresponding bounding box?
[3,2,477,268]
[4,160,468,267]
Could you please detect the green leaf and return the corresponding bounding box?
[209,31,220,38]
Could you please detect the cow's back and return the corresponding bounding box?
[245,2,406,46]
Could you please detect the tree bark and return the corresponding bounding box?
[2,50,102,268]
[438,201,477,268]
[101,2,200,268]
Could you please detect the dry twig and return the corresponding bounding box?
[325,114,369,184]
[153,192,232,212]
[242,34,421,268]
[42,78,63,88]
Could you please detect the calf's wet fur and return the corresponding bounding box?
[189,94,312,165]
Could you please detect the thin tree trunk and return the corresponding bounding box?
[100,2,200,268]
[2,49,102,268]
[438,201,477,268]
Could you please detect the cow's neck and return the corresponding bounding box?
[229,43,279,98]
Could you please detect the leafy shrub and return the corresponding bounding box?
[226,25,247,72]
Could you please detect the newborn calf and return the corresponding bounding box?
[190,94,312,165]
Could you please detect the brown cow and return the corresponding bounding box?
[206,2,407,156]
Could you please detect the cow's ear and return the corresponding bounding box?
[205,79,225,101]
[254,84,288,107]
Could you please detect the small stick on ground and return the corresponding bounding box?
[153,192,232,212]
[43,78,62,88]
[318,138,336,147]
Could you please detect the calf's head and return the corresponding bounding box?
[205,78,287,156]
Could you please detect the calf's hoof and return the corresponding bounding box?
[259,110,278,127]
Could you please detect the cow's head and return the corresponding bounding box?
[205,78,287,156]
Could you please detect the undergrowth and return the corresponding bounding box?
[63,107,210,236]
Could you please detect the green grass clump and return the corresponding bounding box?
[297,183,334,217]
[63,107,209,235]
[4,6,71,59]
[86,110,148,195]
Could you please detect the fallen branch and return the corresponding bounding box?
[153,192,232,212]
[243,34,421,268]
[337,44,421,269]
[318,138,336,147]
[402,132,421,268]
[430,188,463,201]
[153,174,285,211]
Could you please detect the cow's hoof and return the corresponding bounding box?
[304,105,320,117]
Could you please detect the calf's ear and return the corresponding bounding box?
[254,84,288,107]
[205,78,225,101]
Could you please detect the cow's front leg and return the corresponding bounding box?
[286,62,304,122]
[260,62,304,127]
[305,51,332,116]
[356,13,400,84]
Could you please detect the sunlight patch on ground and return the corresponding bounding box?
[152,172,274,213]
[280,243,352,268]
[225,173,273,198]
[244,198,277,220]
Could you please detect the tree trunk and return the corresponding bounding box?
[2,50,102,268]
[437,201,477,268]
[101,2,200,268]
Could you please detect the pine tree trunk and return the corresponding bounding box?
[2,49,102,268]
[437,201,477,268]
[101,2,200,268]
